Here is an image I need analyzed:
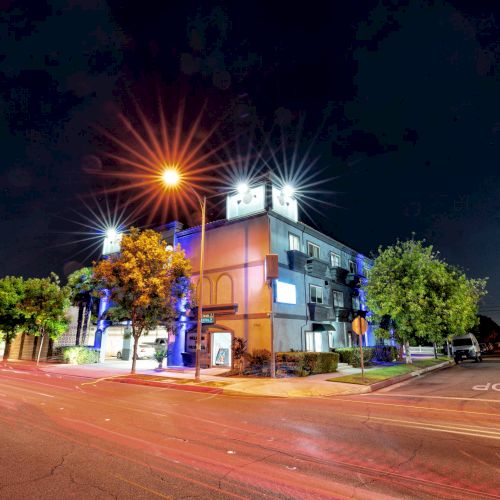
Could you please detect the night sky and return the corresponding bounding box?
[1,1,500,320]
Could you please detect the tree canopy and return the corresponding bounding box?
[22,273,71,363]
[364,239,487,363]
[0,276,26,361]
[92,228,193,373]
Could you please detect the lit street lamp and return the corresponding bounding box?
[162,167,206,383]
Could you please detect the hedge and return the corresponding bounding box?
[276,351,339,376]
[336,347,376,367]
[58,346,100,365]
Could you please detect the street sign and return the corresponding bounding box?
[201,313,215,324]
[352,316,368,336]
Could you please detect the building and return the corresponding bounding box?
[156,181,374,369]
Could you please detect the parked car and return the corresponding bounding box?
[134,344,156,360]
[452,333,482,363]
[154,338,168,347]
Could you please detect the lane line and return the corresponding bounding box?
[366,393,500,403]
[0,382,54,398]
[335,398,500,417]
[111,473,173,499]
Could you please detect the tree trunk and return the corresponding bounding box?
[37,333,45,365]
[131,335,139,374]
[433,342,438,359]
[2,337,12,362]
[404,340,412,364]
[75,302,84,346]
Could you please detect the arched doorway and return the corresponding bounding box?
[207,324,234,368]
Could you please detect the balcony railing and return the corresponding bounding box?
[286,250,308,272]
[307,302,334,321]
[305,257,329,278]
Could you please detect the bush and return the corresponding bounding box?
[374,345,399,362]
[60,346,100,365]
[245,349,271,367]
[336,347,375,367]
[276,351,339,376]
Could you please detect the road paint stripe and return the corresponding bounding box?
[373,419,500,441]
[364,415,500,436]
[0,383,55,398]
[111,473,173,499]
[336,397,500,417]
[367,393,500,403]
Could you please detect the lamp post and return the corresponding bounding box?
[162,167,206,382]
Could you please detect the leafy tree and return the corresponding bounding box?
[364,239,487,363]
[92,228,192,374]
[67,267,97,345]
[0,276,26,362]
[22,274,71,364]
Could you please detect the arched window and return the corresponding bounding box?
[196,276,212,305]
[216,274,233,304]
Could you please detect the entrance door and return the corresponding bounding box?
[211,331,232,367]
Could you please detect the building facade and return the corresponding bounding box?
[159,181,373,369]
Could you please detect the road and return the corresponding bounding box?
[0,356,499,499]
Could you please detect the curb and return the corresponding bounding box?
[111,377,224,394]
[369,360,454,392]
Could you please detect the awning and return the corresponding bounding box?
[312,323,336,332]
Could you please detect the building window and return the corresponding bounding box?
[332,290,344,308]
[329,252,341,268]
[307,242,320,259]
[305,331,324,352]
[328,331,334,349]
[348,259,357,274]
[352,296,360,310]
[309,284,323,304]
[289,233,300,251]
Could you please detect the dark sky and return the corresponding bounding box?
[1,0,500,320]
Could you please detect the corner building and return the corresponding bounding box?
[160,182,374,369]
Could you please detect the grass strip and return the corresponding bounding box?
[328,357,450,385]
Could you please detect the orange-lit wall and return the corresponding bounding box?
[177,214,272,353]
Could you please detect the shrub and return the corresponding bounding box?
[374,345,399,362]
[60,346,99,365]
[336,347,376,367]
[276,351,339,376]
[245,349,271,367]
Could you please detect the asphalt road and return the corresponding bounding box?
[0,356,499,499]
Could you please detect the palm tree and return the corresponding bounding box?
[67,268,96,345]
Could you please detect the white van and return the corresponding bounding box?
[452,333,482,363]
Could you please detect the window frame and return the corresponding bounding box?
[332,290,344,308]
[309,284,324,304]
[329,251,341,268]
[348,259,357,274]
[307,241,320,259]
[288,232,300,251]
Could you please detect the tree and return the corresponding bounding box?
[67,267,97,345]
[92,228,192,374]
[22,274,71,364]
[0,276,26,362]
[364,239,487,363]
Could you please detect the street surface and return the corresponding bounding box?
[0,355,499,499]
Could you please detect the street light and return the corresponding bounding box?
[161,166,206,383]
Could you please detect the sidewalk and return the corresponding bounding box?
[1,359,452,398]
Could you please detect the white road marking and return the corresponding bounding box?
[0,383,56,398]
[366,393,500,403]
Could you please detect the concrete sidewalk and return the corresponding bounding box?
[1,359,452,398]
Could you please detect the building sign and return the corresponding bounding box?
[226,184,266,220]
[275,280,297,304]
[271,185,298,222]
[201,313,215,324]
